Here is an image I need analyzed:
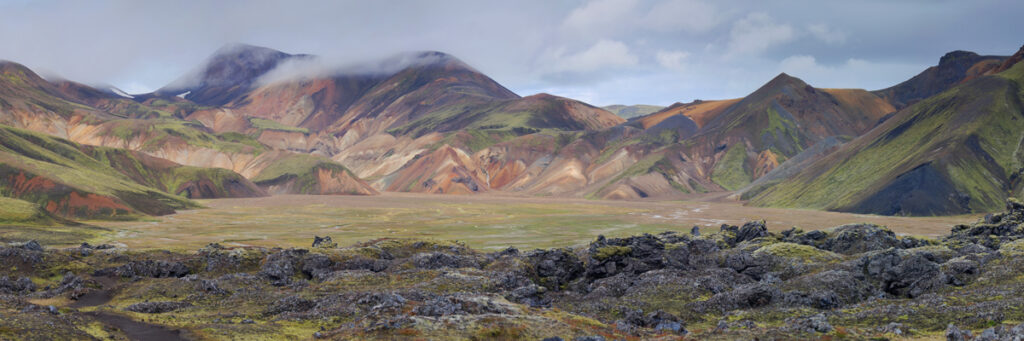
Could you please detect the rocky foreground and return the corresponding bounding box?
[3,201,1024,340]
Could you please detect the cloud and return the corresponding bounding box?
[807,24,847,44]
[561,0,640,37]
[778,54,922,90]
[726,12,795,58]
[656,50,690,72]
[547,40,639,74]
[643,0,720,33]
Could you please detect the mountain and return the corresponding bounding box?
[175,46,622,144]
[681,73,895,191]
[603,104,664,119]
[157,44,624,195]
[151,43,310,106]
[0,59,378,197]
[873,50,1009,109]
[750,49,1024,215]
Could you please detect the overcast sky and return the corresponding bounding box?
[0,0,1021,106]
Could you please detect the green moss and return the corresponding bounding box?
[712,143,752,191]
[754,242,841,263]
[0,197,46,223]
[593,245,632,260]
[248,117,309,133]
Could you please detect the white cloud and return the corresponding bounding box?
[807,23,847,44]
[642,0,720,33]
[547,40,639,73]
[561,0,640,36]
[726,12,795,58]
[778,54,922,89]
[656,50,690,72]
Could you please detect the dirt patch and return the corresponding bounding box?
[87,312,188,341]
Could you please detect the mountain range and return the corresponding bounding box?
[0,43,1021,222]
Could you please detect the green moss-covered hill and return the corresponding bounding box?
[750,53,1024,216]
[0,124,264,220]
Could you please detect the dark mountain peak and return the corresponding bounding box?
[751,73,810,98]
[939,50,981,66]
[154,43,308,105]
[0,60,33,77]
[766,72,805,86]
[0,61,50,88]
[197,43,296,88]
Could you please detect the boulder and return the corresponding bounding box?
[411,252,479,269]
[125,301,192,314]
[0,276,36,294]
[96,260,190,278]
[260,249,308,286]
[527,249,583,290]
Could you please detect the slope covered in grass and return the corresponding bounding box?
[751,59,1024,215]
[0,124,266,220]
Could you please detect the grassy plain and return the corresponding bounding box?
[49,193,981,251]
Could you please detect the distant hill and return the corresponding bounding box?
[603,104,664,119]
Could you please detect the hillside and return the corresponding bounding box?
[873,50,1008,109]
[0,125,199,219]
[751,53,1024,215]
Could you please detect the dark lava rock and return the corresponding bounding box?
[941,257,980,286]
[259,249,308,286]
[573,336,604,341]
[312,236,336,248]
[96,260,190,279]
[411,252,479,269]
[948,198,1024,249]
[785,313,833,333]
[19,240,43,252]
[585,234,664,279]
[40,272,84,298]
[617,309,687,334]
[300,253,334,279]
[946,323,970,341]
[783,270,875,309]
[267,295,316,315]
[0,246,44,266]
[507,284,549,307]
[413,296,464,316]
[721,221,769,246]
[820,224,905,254]
[723,251,772,281]
[0,276,36,294]
[860,249,946,298]
[703,282,780,312]
[125,301,192,314]
[336,257,390,273]
[527,249,583,290]
[357,292,407,313]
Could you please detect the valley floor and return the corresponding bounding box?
[74,193,979,251]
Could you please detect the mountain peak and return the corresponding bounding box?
[761,72,809,90]
[939,50,981,66]
[154,43,303,105]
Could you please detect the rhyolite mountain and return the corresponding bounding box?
[2,43,1023,217]
[750,46,1024,215]
[0,59,378,200]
